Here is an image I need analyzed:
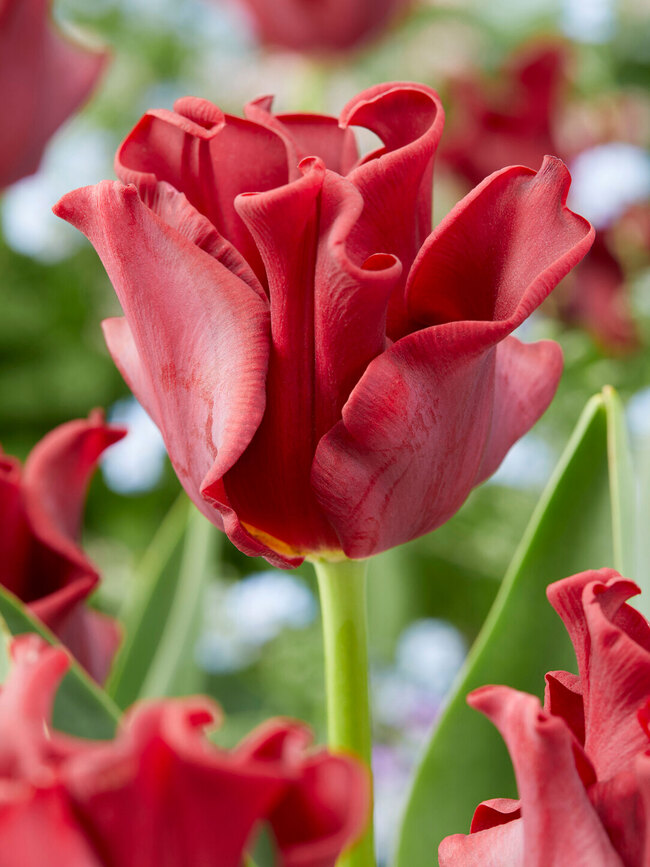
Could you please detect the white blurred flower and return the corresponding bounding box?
[560,0,616,44]
[627,387,650,440]
[102,397,167,494]
[569,144,650,230]
[488,433,556,491]
[396,618,466,696]
[1,122,114,262]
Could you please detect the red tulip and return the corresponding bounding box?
[0,634,369,867]
[54,83,593,567]
[440,43,640,351]
[0,413,125,682]
[0,0,108,189]
[230,0,410,53]
[439,568,650,866]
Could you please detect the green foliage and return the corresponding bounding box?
[394,387,635,866]
[0,586,119,739]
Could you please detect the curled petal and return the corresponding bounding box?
[465,685,621,866]
[313,157,591,558]
[547,570,650,779]
[544,670,585,745]
[0,0,108,188]
[115,97,289,282]
[342,83,445,337]
[439,818,524,867]
[221,163,400,558]
[54,181,272,560]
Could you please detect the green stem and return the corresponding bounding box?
[312,557,375,867]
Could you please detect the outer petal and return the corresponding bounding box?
[0,454,31,597]
[217,161,400,559]
[54,181,274,562]
[67,708,309,867]
[312,158,591,558]
[467,686,621,866]
[114,96,289,283]
[439,819,524,867]
[341,83,445,337]
[238,722,371,867]
[635,749,650,865]
[0,0,108,188]
[18,414,124,682]
[547,570,650,779]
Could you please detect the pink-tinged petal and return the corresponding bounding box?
[635,749,650,864]
[67,703,295,867]
[0,787,101,867]
[312,159,591,558]
[406,158,592,329]
[561,232,639,352]
[0,0,108,188]
[467,685,621,867]
[0,455,31,597]
[544,670,585,745]
[439,818,524,867]
[115,97,289,283]
[219,161,400,559]
[244,97,359,177]
[54,181,275,562]
[547,570,650,779]
[471,798,521,833]
[588,771,645,867]
[341,83,445,337]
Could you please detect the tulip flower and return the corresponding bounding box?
[55,83,593,866]
[440,43,640,351]
[54,83,593,568]
[0,633,369,867]
[0,0,108,190]
[439,568,650,866]
[0,413,124,682]
[230,0,410,54]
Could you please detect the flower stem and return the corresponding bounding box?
[312,557,376,867]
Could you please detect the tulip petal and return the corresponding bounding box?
[312,158,591,558]
[406,158,593,330]
[0,455,31,597]
[220,162,400,558]
[544,670,585,745]
[467,686,622,866]
[547,570,650,779]
[341,83,445,336]
[0,0,108,188]
[54,181,272,560]
[439,818,524,867]
[244,96,359,176]
[115,97,289,282]
[18,413,124,681]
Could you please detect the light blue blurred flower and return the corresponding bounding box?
[102,397,167,494]
[488,433,556,491]
[560,0,616,44]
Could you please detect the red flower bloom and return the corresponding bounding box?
[0,634,369,867]
[0,413,124,682]
[440,43,640,351]
[230,0,410,53]
[54,83,593,567]
[439,568,650,866]
[0,0,108,189]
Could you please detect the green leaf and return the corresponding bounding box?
[0,585,120,739]
[137,505,218,700]
[394,387,636,866]
[106,492,190,708]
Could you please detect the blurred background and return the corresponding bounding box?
[1,0,649,861]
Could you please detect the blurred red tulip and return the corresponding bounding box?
[55,83,593,566]
[0,634,369,867]
[440,43,642,352]
[0,0,108,190]
[0,412,124,682]
[440,568,650,866]
[231,0,410,54]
